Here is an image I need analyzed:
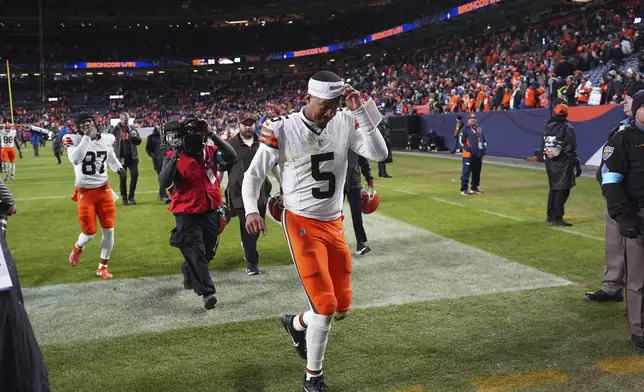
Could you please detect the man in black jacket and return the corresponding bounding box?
[585,85,644,303]
[543,104,581,226]
[110,112,142,205]
[345,149,374,255]
[597,90,644,352]
[219,113,273,275]
[146,126,170,204]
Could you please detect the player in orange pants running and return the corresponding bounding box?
[242,71,388,391]
[64,113,125,279]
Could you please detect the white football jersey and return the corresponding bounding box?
[0,129,17,148]
[64,133,121,188]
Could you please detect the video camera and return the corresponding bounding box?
[161,118,206,156]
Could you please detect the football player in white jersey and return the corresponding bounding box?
[63,113,125,280]
[242,71,388,391]
[0,125,22,181]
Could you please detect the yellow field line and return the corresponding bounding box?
[470,369,569,392]
[595,356,644,375]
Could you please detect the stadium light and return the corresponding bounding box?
[54,72,62,76]
[34,73,40,76]
[289,64,296,68]
[86,72,93,76]
[117,72,124,75]
[207,69,213,72]
[226,20,248,24]
[366,53,371,57]
[329,59,336,62]
[158,70,166,74]
[21,73,28,76]
[248,66,255,70]
[193,69,198,73]
[0,74,6,77]
[147,71,154,74]
[97,72,104,75]
[48,97,59,102]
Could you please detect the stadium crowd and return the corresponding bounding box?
[1,0,643,137]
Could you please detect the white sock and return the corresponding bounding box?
[2,163,7,174]
[75,233,95,248]
[306,313,333,379]
[100,228,114,260]
[10,163,15,176]
[293,310,314,331]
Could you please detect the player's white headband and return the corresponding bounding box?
[308,79,345,100]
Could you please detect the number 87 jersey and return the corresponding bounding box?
[245,111,361,222]
[63,133,121,188]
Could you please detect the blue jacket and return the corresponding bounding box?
[460,125,487,158]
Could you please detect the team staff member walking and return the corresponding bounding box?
[145,126,170,204]
[219,113,273,276]
[159,119,237,310]
[542,104,581,227]
[345,149,374,255]
[585,84,644,302]
[598,90,644,352]
[111,112,142,205]
[459,113,486,195]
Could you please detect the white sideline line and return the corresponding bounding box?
[551,227,603,241]
[482,210,524,221]
[431,197,465,207]
[394,188,418,195]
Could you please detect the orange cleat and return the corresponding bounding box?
[69,245,83,267]
[96,266,113,280]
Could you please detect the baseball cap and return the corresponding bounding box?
[554,104,568,116]
[239,112,257,123]
[468,113,477,119]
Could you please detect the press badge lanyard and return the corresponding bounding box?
[472,127,483,150]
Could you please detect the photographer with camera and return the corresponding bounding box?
[159,119,237,310]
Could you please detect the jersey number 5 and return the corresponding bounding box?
[82,151,108,175]
[311,152,335,199]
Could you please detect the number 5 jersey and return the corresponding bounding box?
[63,133,123,188]
[242,99,388,221]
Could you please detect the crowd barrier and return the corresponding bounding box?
[407,105,625,166]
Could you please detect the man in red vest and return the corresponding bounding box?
[159,119,237,310]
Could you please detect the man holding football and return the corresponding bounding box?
[242,71,388,391]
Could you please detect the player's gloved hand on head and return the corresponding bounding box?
[618,214,642,239]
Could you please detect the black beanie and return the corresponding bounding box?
[627,81,644,97]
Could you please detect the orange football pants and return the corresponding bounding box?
[72,184,116,235]
[1,147,16,163]
[282,210,352,315]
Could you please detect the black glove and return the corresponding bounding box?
[574,160,582,178]
[618,214,642,239]
[117,168,127,178]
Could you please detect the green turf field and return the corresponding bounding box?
[8,148,644,392]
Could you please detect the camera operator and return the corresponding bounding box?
[159,119,237,310]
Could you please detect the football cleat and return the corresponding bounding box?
[361,187,379,214]
[96,266,113,280]
[282,314,307,360]
[246,263,260,276]
[303,374,329,392]
[356,243,371,256]
[69,245,83,267]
